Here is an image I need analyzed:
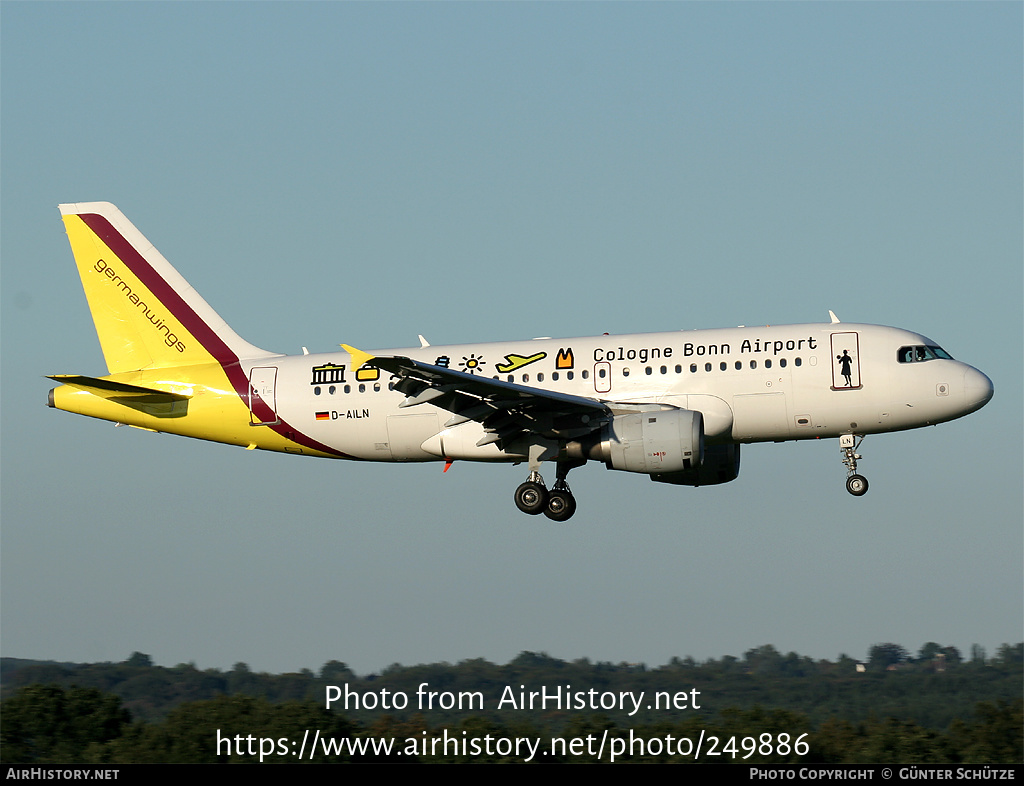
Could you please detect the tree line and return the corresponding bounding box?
[2,642,1020,763]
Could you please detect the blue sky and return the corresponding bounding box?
[2,2,1020,676]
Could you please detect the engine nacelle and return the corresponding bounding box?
[580,408,705,475]
[650,443,741,487]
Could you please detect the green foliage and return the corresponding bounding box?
[2,687,1021,764]
[320,660,354,682]
[0,684,130,763]
[104,695,358,763]
[2,642,1020,764]
[948,700,1024,764]
[869,643,911,670]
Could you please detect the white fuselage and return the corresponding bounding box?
[245,322,992,463]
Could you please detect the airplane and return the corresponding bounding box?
[48,202,994,521]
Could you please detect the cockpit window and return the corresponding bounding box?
[897,345,953,363]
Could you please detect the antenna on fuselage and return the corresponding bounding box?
[828,310,841,324]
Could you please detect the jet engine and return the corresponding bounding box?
[566,407,704,475]
[650,443,741,486]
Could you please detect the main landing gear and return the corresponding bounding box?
[840,434,869,496]
[514,459,582,521]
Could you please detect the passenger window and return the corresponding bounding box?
[645,367,652,375]
[660,365,667,374]
[750,360,757,369]
[765,359,772,369]
[794,358,802,367]
[720,362,727,371]
[690,364,697,373]
[780,358,787,368]
[623,368,630,377]
[704,363,712,372]
[735,361,742,370]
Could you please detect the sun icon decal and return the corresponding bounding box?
[459,354,485,375]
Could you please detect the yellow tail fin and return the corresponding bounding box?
[59,202,273,373]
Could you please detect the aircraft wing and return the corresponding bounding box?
[345,347,610,449]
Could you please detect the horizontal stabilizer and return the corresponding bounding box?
[48,375,191,401]
[48,375,190,418]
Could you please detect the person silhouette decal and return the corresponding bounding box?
[837,349,853,387]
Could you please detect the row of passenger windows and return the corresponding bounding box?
[312,356,805,395]
[314,383,385,395]
[503,356,803,383]
[507,358,802,384]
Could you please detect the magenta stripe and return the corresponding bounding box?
[82,213,239,367]
[79,212,352,458]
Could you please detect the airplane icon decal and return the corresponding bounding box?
[496,352,547,374]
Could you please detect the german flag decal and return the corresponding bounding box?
[315,411,330,421]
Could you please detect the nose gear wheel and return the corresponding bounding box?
[840,434,869,496]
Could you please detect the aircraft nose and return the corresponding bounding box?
[962,366,993,414]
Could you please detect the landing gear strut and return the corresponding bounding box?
[513,456,582,521]
[840,434,869,496]
[544,460,581,521]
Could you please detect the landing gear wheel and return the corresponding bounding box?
[514,482,548,515]
[846,474,869,496]
[544,490,577,522]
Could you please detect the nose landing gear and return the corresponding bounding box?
[840,434,869,496]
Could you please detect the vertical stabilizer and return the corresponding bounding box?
[59,202,275,373]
